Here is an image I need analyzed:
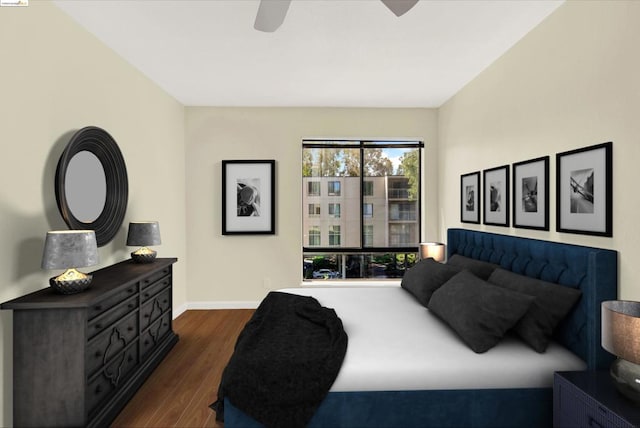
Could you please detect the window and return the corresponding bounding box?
[363,203,373,218]
[363,180,373,196]
[308,203,321,216]
[308,226,321,246]
[328,203,341,218]
[302,140,423,280]
[308,181,320,196]
[363,225,373,247]
[329,225,341,246]
[328,181,341,196]
[389,202,416,221]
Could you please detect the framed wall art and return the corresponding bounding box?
[483,165,510,227]
[460,171,480,224]
[222,160,275,235]
[512,156,549,230]
[556,142,612,237]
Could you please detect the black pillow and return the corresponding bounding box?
[446,254,499,280]
[428,271,534,353]
[401,258,462,307]
[487,268,582,352]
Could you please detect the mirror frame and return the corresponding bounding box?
[55,126,128,247]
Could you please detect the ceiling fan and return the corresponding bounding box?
[254,0,419,32]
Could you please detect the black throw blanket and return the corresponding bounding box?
[211,291,348,428]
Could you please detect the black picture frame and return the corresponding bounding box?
[222,160,275,235]
[483,165,510,227]
[556,142,612,237]
[460,171,481,224]
[512,156,549,230]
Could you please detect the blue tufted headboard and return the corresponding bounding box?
[447,228,618,370]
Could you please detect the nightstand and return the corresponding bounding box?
[554,371,640,427]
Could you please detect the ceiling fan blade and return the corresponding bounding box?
[380,0,419,17]
[254,0,292,32]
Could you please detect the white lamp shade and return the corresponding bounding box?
[419,242,445,262]
[126,221,161,246]
[41,230,99,270]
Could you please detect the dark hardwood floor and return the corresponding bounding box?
[111,309,255,427]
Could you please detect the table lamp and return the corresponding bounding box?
[127,221,161,263]
[602,300,640,403]
[419,242,445,262]
[41,230,99,294]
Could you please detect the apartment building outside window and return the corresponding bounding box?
[309,203,321,216]
[302,139,423,281]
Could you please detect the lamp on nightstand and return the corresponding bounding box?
[419,242,445,262]
[602,300,640,403]
[127,221,161,263]
[41,230,99,294]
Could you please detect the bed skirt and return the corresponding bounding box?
[224,387,552,428]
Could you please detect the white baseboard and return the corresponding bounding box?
[187,301,261,310]
[172,302,188,319]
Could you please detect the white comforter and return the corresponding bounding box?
[279,286,586,392]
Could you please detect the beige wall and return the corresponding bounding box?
[0,2,187,425]
[185,107,438,303]
[439,1,640,300]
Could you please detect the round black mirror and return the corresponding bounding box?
[55,126,128,247]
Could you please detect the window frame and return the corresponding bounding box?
[302,139,423,255]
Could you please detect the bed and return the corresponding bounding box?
[219,228,618,427]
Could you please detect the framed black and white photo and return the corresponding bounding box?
[512,156,549,230]
[460,171,480,224]
[222,160,275,235]
[556,142,612,237]
[483,165,509,227]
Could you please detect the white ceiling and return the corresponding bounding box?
[53,0,563,108]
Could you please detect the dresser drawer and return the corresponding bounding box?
[140,312,172,361]
[141,275,171,304]
[140,266,171,290]
[87,311,139,377]
[88,284,137,321]
[140,287,171,330]
[87,343,139,417]
[88,295,138,340]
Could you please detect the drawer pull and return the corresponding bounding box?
[127,327,134,332]
[128,355,134,362]
[95,351,102,358]
[144,314,150,319]
[95,385,102,394]
[144,293,150,298]
[144,340,150,345]
[128,303,135,309]
[94,305,102,311]
[95,324,102,330]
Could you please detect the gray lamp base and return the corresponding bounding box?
[611,357,640,403]
[131,250,157,263]
[49,275,93,294]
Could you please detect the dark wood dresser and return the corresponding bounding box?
[1,257,179,428]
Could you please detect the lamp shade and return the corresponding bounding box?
[602,300,640,402]
[419,242,445,262]
[602,300,640,364]
[41,230,99,270]
[126,221,161,247]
